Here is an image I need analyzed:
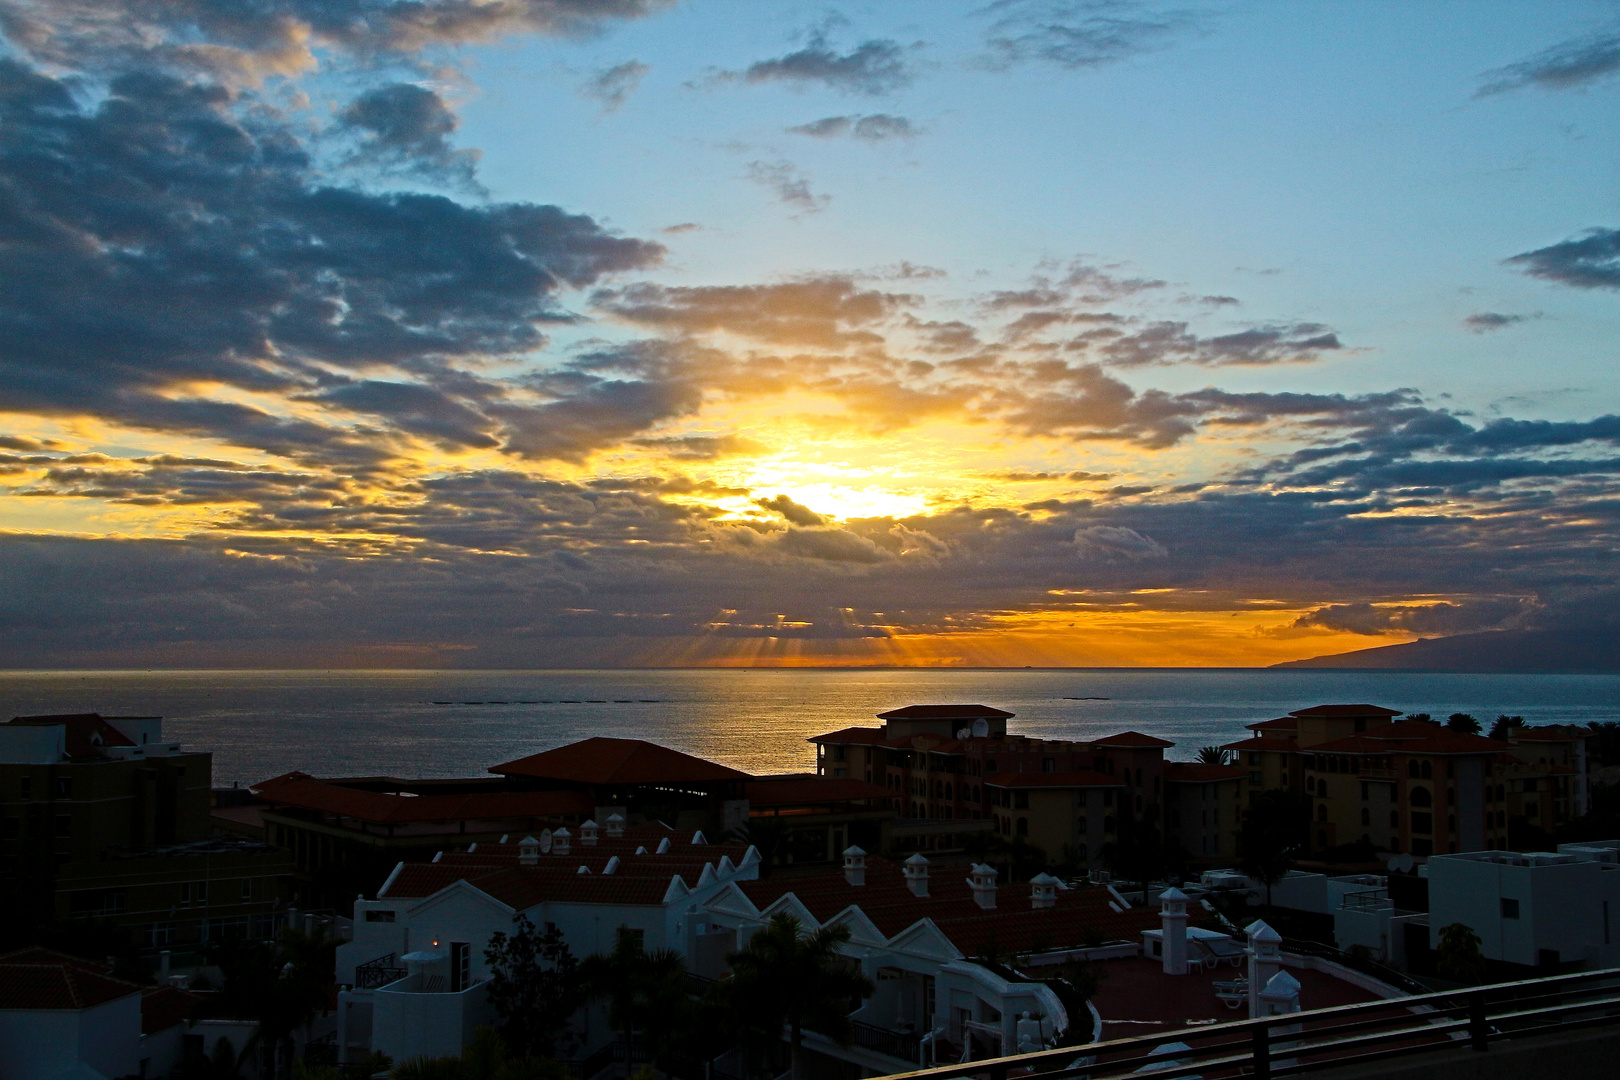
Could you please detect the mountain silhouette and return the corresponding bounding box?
[1272,626,1620,672]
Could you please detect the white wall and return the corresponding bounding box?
[0,995,142,1080]
[1429,852,1620,967]
[0,725,64,765]
[372,979,496,1062]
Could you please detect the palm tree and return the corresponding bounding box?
[1196,746,1232,766]
[580,928,688,1072]
[724,914,875,1080]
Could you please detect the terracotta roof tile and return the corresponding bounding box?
[1246,717,1298,732]
[1308,722,1502,755]
[1091,731,1175,749]
[809,727,892,746]
[142,986,196,1034]
[490,737,747,785]
[1288,704,1403,719]
[876,705,1015,720]
[744,775,890,806]
[1221,736,1296,752]
[253,773,593,824]
[1163,763,1247,783]
[0,949,142,1010]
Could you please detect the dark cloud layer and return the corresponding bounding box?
[979,0,1200,71]
[1477,31,1620,96]
[717,35,913,95]
[1508,228,1620,290]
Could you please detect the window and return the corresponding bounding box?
[179,883,190,907]
[1412,812,1433,834]
[1523,778,1538,793]
[1410,787,1432,808]
[365,909,397,923]
[1015,817,1028,836]
[1361,807,1371,826]
[1390,811,1400,828]
[1014,791,1029,810]
[1042,758,1055,773]
[1319,780,1328,798]
[1317,804,1327,822]
[146,923,176,948]
[1077,817,1088,832]
[986,760,997,773]
[70,889,126,917]
[54,815,71,837]
[56,778,72,797]
[196,881,208,903]
[1421,761,1432,780]
[19,778,30,799]
[241,879,252,900]
[1249,752,1261,765]
[1409,760,1420,778]
[450,942,471,993]
[1501,898,1520,920]
[1360,782,1369,801]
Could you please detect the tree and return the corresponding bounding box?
[1436,923,1486,984]
[206,923,336,1079]
[1407,714,1432,723]
[1238,789,1310,907]
[1196,746,1233,765]
[724,818,789,878]
[1101,807,1167,900]
[484,917,585,1059]
[1446,713,1481,734]
[390,1028,566,1080]
[725,914,875,1080]
[580,927,689,1072]
[1489,715,1525,740]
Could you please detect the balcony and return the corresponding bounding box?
[354,952,407,989]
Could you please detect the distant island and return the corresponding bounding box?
[1273,627,1620,672]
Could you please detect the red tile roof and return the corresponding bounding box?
[1289,704,1403,719]
[738,857,1178,955]
[1246,717,1298,732]
[744,774,891,806]
[1221,736,1296,752]
[5,714,137,758]
[379,825,755,908]
[876,705,1015,720]
[1308,722,1503,756]
[1164,763,1247,783]
[490,737,747,785]
[253,773,593,824]
[0,949,142,1010]
[1091,731,1175,748]
[984,770,1123,789]
[809,727,895,746]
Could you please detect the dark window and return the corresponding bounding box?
[1412,812,1433,834]
[1361,782,1369,800]
[1501,898,1520,920]
[1390,811,1400,828]
[1410,786,1432,807]
[0,818,16,839]
[1421,761,1432,780]
[450,942,470,993]
[56,778,71,797]
[20,778,31,799]
[1077,817,1088,832]
[986,760,997,773]
[1317,804,1327,822]
[1103,815,1117,832]
[1361,808,1370,825]
[1042,758,1055,773]
[241,879,252,900]
[1015,817,1028,836]
[365,909,396,923]
[1409,760,1420,778]
[54,815,71,837]
[1249,752,1261,765]
[1523,778,1538,793]
[69,889,126,917]
[1014,791,1029,810]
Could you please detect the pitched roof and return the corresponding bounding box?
[490,737,747,785]
[1164,763,1247,783]
[984,770,1123,789]
[1221,736,1296,752]
[1289,704,1403,719]
[737,856,1179,956]
[808,727,894,746]
[744,774,891,806]
[1246,717,1298,732]
[1308,722,1503,756]
[5,714,136,758]
[876,705,1015,720]
[379,825,755,908]
[0,949,142,1011]
[1091,731,1174,749]
[253,773,593,824]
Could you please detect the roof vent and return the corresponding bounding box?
[605,813,626,838]
[635,845,649,856]
[580,820,600,846]
[577,864,590,875]
[604,855,621,875]
[500,834,509,843]
[692,830,707,845]
[1029,872,1060,909]
[432,851,443,863]
[967,863,998,909]
[656,837,671,854]
[518,837,540,865]
[843,845,867,887]
[903,853,930,898]
[553,828,571,855]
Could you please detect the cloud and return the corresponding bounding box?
[756,494,827,526]
[1463,311,1538,333]
[339,83,480,184]
[629,434,769,459]
[716,35,913,95]
[579,60,650,112]
[593,277,911,346]
[1289,599,1538,637]
[1477,32,1620,96]
[978,0,1201,71]
[744,160,831,213]
[787,113,918,140]
[1506,228,1620,289]
[1073,524,1167,559]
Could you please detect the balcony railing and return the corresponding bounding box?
[849,1021,922,1063]
[868,966,1620,1080]
[354,953,406,989]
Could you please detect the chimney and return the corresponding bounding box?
[580,819,600,846]
[552,828,571,855]
[903,853,931,897]
[843,845,867,886]
[1029,872,1060,910]
[1246,920,1282,1018]
[967,863,998,909]
[1158,886,1189,975]
[518,836,540,865]
[1259,969,1301,1017]
[605,812,626,838]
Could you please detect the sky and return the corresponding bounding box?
[1,0,1618,668]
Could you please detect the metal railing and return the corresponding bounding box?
[1278,936,1430,996]
[848,1021,922,1062]
[869,966,1620,1080]
[302,1031,338,1066]
[354,953,406,989]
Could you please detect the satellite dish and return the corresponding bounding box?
[539,829,553,853]
[971,718,990,738]
[956,728,971,739]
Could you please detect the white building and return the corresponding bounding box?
[1426,841,1620,968]
[334,822,763,1067]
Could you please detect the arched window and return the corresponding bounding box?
[1317,803,1328,822]
[1319,780,1328,799]
[1410,786,1432,807]
[1409,760,1421,778]
[1361,807,1371,826]
[1390,810,1400,828]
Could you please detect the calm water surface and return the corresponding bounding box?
[1,669,1616,785]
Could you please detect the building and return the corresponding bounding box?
[1426,841,1620,969]
[0,714,293,950]
[1222,705,1592,857]
[811,705,1229,869]
[333,821,761,1066]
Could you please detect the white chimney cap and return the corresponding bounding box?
[843,845,867,858]
[1159,886,1189,901]
[904,853,930,866]
[577,864,591,874]
[519,836,539,846]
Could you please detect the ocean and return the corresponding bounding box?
[1,668,1616,786]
